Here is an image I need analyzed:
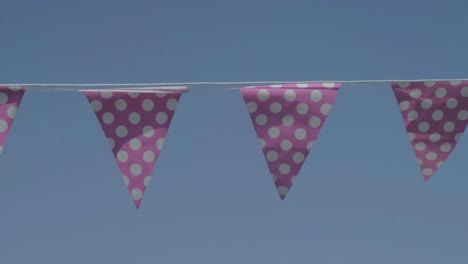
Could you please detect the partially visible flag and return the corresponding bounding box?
[82,87,187,209]
[0,86,26,156]
[240,83,340,199]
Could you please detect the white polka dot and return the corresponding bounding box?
[457,110,468,120]
[270,84,282,88]
[130,164,142,176]
[294,128,307,140]
[156,138,165,150]
[268,127,280,138]
[142,99,154,111]
[143,150,155,163]
[399,82,410,88]
[277,186,289,196]
[129,138,141,150]
[166,98,178,111]
[436,87,447,98]
[410,89,421,98]
[8,85,22,92]
[266,151,278,161]
[116,125,128,138]
[425,152,437,161]
[0,120,8,132]
[450,80,462,86]
[257,89,270,101]
[129,112,141,124]
[122,175,130,186]
[444,121,455,132]
[461,87,468,97]
[422,168,433,176]
[436,161,443,168]
[310,90,322,102]
[309,116,321,128]
[246,102,257,113]
[424,81,436,87]
[429,133,440,142]
[446,98,458,109]
[278,163,291,174]
[417,159,423,165]
[128,92,139,98]
[270,102,282,113]
[255,114,268,125]
[421,99,432,109]
[320,103,332,115]
[271,174,277,182]
[293,152,305,163]
[155,112,168,124]
[107,137,115,149]
[291,176,297,183]
[408,132,416,141]
[0,92,8,104]
[282,115,294,126]
[100,91,113,99]
[399,101,409,111]
[143,126,155,138]
[117,150,128,162]
[407,111,418,121]
[284,90,296,102]
[418,122,430,132]
[432,110,444,121]
[296,83,308,88]
[156,92,167,98]
[115,99,127,111]
[306,141,314,151]
[7,106,17,119]
[440,143,452,152]
[280,140,292,151]
[91,100,103,112]
[455,133,462,142]
[296,103,309,114]
[144,176,151,186]
[131,188,143,200]
[415,142,426,151]
[258,138,266,148]
[322,83,335,88]
[102,112,114,124]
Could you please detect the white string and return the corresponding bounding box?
[0,78,466,90]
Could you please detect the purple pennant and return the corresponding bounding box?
[391,81,468,180]
[82,87,186,209]
[240,83,340,199]
[0,86,25,156]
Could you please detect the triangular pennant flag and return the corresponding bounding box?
[240,83,340,199]
[82,87,186,209]
[0,86,25,156]
[391,81,468,180]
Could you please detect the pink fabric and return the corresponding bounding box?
[0,86,25,156]
[240,83,340,199]
[82,88,185,208]
[391,81,468,180]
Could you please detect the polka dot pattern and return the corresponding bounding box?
[240,83,340,199]
[82,89,184,208]
[392,81,468,180]
[0,86,25,156]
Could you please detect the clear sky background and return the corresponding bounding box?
[1,0,467,263]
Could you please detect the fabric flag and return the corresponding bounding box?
[0,86,25,156]
[82,87,187,209]
[240,83,340,199]
[391,81,468,180]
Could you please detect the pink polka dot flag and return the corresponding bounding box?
[0,86,25,156]
[82,87,186,209]
[240,83,340,199]
[391,81,468,180]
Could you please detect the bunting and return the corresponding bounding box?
[82,88,186,208]
[0,86,25,156]
[391,81,468,180]
[240,83,340,199]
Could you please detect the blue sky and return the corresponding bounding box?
[1,0,468,263]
